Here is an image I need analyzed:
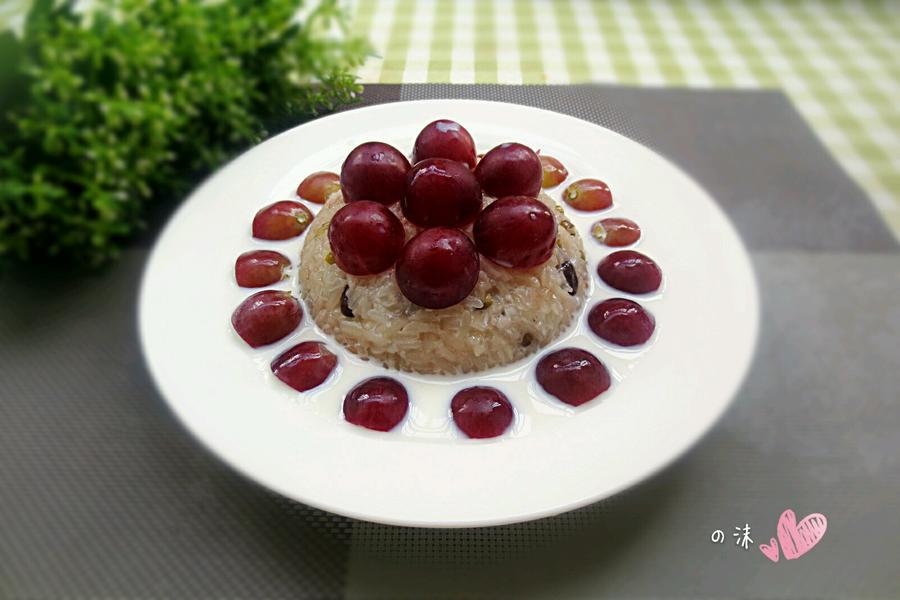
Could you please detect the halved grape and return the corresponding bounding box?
[540,155,568,188]
[562,178,612,211]
[402,158,482,228]
[231,290,302,348]
[451,387,514,439]
[588,298,655,346]
[235,250,290,288]
[395,228,480,309]
[297,171,340,204]
[591,217,641,247]
[474,143,542,198]
[340,142,411,205]
[536,348,610,407]
[271,341,337,392]
[473,196,556,268]
[413,119,477,168]
[597,250,662,294]
[328,201,406,276]
[343,377,409,432]
[252,201,313,240]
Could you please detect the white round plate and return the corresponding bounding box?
[140,100,758,528]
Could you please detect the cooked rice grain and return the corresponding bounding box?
[299,192,588,374]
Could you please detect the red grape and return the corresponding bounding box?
[563,178,612,211]
[402,158,482,228]
[231,290,302,348]
[474,143,542,198]
[588,298,655,346]
[271,341,337,392]
[328,201,406,276]
[597,250,662,294]
[473,196,557,268]
[297,171,340,204]
[413,119,477,168]
[536,348,610,407]
[451,387,514,439]
[395,228,480,309]
[340,142,411,205]
[591,217,641,246]
[540,155,568,188]
[235,250,290,288]
[252,200,313,240]
[343,377,409,432]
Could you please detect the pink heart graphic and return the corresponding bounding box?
[759,537,780,563]
[777,509,828,560]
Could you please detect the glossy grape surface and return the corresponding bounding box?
[451,387,514,439]
[328,201,406,276]
[252,200,313,240]
[540,155,568,188]
[343,377,409,432]
[597,250,662,294]
[297,171,340,204]
[591,217,641,246]
[340,142,411,205]
[473,196,557,268]
[271,341,337,392]
[235,250,290,287]
[562,178,613,212]
[231,290,302,348]
[402,158,482,228]
[588,298,655,346]
[413,119,477,168]
[474,143,542,198]
[536,348,611,407]
[395,228,480,309]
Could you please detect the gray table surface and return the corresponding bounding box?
[1,84,898,599]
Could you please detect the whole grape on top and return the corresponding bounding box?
[395,227,480,309]
[403,158,482,228]
[328,201,406,276]
[475,142,543,198]
[474,196,557,269]
[413,119,477,168]
[326,120,578,310]
[341,141,410,205]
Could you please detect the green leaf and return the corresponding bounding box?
[0,0,366,268]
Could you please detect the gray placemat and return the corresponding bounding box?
[2,84,898,599]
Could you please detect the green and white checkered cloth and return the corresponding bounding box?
[350,0,900,239]
[2,0,896,236]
